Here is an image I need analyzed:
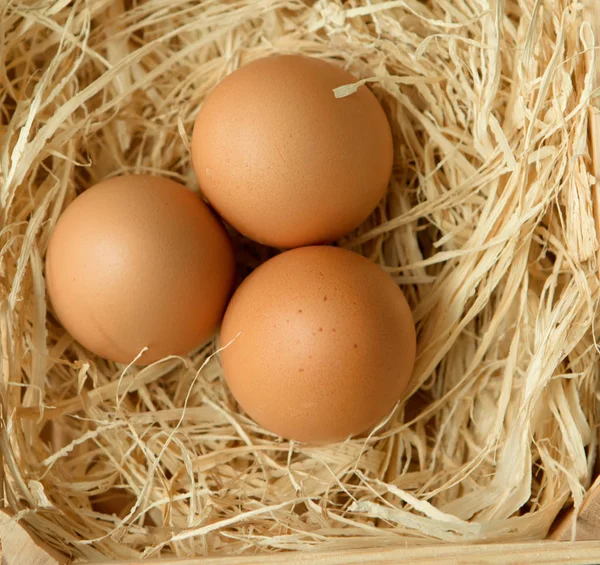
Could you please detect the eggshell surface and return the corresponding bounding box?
[46,175,236,365]
[192,55,393,248]
[220,246,416,443]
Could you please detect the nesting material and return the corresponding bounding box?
[1,0,599,561]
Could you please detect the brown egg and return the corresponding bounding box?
[192,55,393,248]
[46,175,236,365]
[220,246,416,443]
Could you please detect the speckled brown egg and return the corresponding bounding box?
[191,54,393,248]
[219,246,416,443]
[46,175,236,365]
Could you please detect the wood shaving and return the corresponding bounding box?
[0,0,598,560]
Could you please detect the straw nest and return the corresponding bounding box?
[1,0,599,561]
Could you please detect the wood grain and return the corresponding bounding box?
[0,510,68,565]
[550,477,600,541]
[85,541,600,565]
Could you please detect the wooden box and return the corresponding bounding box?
[2,0,600,564]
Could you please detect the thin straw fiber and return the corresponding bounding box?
[1,0,599,561]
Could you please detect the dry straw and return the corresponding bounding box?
[1,0,599,561]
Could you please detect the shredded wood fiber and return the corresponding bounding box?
[1,0,599,561]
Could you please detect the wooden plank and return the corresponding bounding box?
[87,541,600,565]
[550,478,600,541]
[0,509,68,565]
